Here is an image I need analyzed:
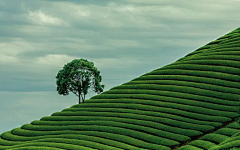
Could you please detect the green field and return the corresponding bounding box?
[1,27,240,150]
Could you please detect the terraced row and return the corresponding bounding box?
[179,121,240,150]
[1,27,240,149]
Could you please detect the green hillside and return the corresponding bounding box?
[1,27,240,150]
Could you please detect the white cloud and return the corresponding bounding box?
[0,55,18,63]
[124,0,168,4]
[35,54,76,68]
[35,54,141,71]
[118,6,136,13]
[108,1,239,22]
[28,10,67,26]
[19,25,54,36]
[90,57,141,70]
[50,2,165,28]
[0,39,35,64]
[77,9,90,17]
[105,39,142,48]
[48,1,238,30]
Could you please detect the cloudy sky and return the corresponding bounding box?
[0,0,240,134]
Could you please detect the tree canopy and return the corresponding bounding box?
[56,59,104,104]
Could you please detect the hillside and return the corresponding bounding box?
[1,27,240,150]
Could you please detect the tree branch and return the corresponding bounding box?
[80,93,84,101]
[72,91,79,96]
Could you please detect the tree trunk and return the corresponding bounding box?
[78,94,81,104]
[83,94,85,103]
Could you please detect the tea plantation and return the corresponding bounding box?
[1,27,240,150]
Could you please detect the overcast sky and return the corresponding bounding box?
[0,0,240,134]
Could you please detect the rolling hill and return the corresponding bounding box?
[1,27,240,150]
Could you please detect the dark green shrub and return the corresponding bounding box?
[132,74,240,93]
[215,128,240,136]
[9,129,171,150]
[41,114,215,133]
[126,79,240,95]
[227,122,240,129]
[102,89,238,117]
[189,140,216,149]
[178,145,203,150]
[68,102,230,123]
[91,93,237,119]
[174,60,240,69]
[145,68,240,83]
[21,122,190,142]
[0,141,95,150]
[110,84,240,103]
[161,64,240,77]
[210,140,240,150]
[200,133,229,144]
[11,125,180,147]
[219,136,240,145]
[9,146,62,150]
[33,114,202,137]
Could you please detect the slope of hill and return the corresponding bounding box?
[1,27,240,150]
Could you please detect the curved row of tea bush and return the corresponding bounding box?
[110,84,240,101]
[1,131,146,150]
[70,101,231,123]
[130,74,240,91]
[126,79,240,95]
[103,88,239,112]
[63,106,223,127]
[0,129,168,150]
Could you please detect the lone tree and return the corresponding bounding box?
[56,59,104,104]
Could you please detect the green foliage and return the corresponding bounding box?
[75,100,230,123]
[102,89,238,118]
[32,118,202,137]
[227,122,240,129]
[220,136,240,145]
[181,121,240,150]
[161,64,240,77]
[64,106,222,127]
[207,40,222,45]
[40,111,215,132]
[175,60,240,69]
[189,140,216,149]
[200,133,229,144]
[215,128,240,136]
[126,79,240,95]
[141,69,240,84]
[132,74,240,94]
[93,89,239,107]
[210,140,240,150]
[26,121,190,142]
[0,140,97,150]
[56,59,104,103]
[0,130,146,150]
[178,145,204,150]
[181,55,240,63]
[9,146,63,150]
[6,128,171,150]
